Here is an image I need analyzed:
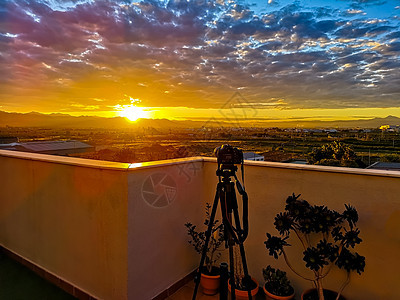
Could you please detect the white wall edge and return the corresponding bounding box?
[2,149,400,178]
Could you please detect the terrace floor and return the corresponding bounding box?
[1,246,270,300]
[167,280,284,300]
[0,250,76,300]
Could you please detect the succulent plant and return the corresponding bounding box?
[263,265,294,297]
[265,194,365,300]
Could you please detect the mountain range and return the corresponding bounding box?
[0,111,180,129]
[0,110,399,129]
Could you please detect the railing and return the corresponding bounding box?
[1,149,399,299]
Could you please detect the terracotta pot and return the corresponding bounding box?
[200,272,220,295]
[228,278,259,300]
[301,288,346,300]
[263,283,295,300]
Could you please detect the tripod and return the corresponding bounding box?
[192,163,252,300]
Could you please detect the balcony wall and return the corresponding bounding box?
[1,150,400,299]
[202,159,400,300]
[0,150,129,299]
[126,158,206,300]
[0,150,206,300]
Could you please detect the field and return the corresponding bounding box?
[1,126,400,166]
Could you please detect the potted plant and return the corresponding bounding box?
[185,203,225,295]
[262,266,295,300]
[264,194,365,300]
[227,245,259,300]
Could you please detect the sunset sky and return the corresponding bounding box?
[0,0,399,123]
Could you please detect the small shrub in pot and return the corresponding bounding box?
[264,194,365,300]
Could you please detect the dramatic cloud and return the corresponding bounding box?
[0,0,399,115]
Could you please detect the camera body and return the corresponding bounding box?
[214,144,243,165]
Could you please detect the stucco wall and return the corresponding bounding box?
[0,150,128,300]
[127,158,206,300]
[202,159,400,300]
[1,150,400,300]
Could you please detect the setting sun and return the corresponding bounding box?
[114,97,151,122]
[119,105,150,122]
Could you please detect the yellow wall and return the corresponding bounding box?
[202,159,400,300]
[127,159,206,299]
[1,150,400,300]
[0,150,129,300]
[0,151,209,300]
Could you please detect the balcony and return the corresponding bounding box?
[0,149,399,299]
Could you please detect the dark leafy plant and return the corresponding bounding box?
[264,194,365,300]
[185,203,225,274]
[264,233,289,259]
[263,266,294,297]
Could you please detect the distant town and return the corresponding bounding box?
[1,122,400,171]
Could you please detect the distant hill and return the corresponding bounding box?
[350,115,400,128]
[254,115,400,129]
[0,111,183,129]
[0,110,399,129]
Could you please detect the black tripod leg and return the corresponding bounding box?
[192,184,221,300]
[219,262,229,300]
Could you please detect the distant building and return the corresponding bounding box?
[243,152,264,161]
[0,140,94,156]
[366,162,400,171]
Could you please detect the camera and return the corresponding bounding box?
[214,144,243,165]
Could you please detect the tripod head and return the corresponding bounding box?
[216,164,237,179]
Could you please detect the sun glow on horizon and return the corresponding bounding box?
[114,97,151,121]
